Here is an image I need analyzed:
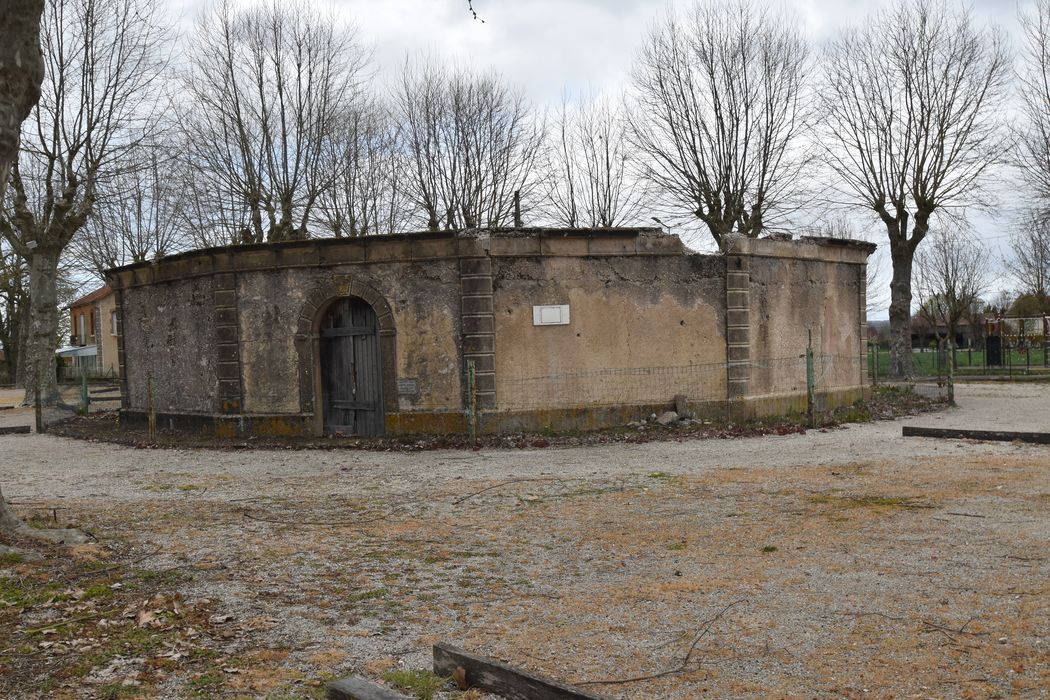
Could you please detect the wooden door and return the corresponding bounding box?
[320,297,384,436]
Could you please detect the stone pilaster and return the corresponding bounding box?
[859,263,870,387]
[114,288,129,410]
[459,256,496,410]
[725,253,751,399]
[213,272,244,413]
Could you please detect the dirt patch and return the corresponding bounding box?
[1,385,1047,698]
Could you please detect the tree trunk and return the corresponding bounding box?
[13,296,30,388]
[0,484,24,534]
[888,247,914,378]
[22,247,60,405]
[0,482,89,545]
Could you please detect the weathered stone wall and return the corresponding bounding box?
[235,263,462,416]
[120,276,219,414]
[723,236,871,411]
[748,257,864,396]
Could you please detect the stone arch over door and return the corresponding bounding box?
[294,275,397,436]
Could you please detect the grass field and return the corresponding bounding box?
[869,348,1050,377]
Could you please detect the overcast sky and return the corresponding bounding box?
[165,0,1037,317]
[166,0,1025,104]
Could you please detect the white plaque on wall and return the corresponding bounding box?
[532,305,570,326]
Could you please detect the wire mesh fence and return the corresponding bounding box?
[868,346,1050,380]
[495,353,866,412]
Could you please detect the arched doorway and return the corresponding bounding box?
[319,297,384,436]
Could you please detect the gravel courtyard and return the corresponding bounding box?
[1,383,1048,698]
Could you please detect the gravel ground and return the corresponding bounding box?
[1,382,1049,698]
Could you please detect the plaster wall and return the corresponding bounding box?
[96,293,119,376]
[109,229,873,437]
[491,254,726,411]
[748,256,865,397]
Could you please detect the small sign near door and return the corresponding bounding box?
[397,378,419,395]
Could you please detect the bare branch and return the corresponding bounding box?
[628,0,812,249]
[177,1,370,243]
[818,0,1010,376]
[394,57,543,230]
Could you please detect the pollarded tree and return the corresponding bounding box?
[178,1,370,244]
[544,92,647,228]
[317,96,411,237]
[1017,0,1050,212]
[628,0,811,249]
[0,0,170,405]
[819,0,1010,378]
[0,0,91,549]
[394,58,544,230]
[1006,211,1050,313]
[914,224,987,403]
[69,149,186,280]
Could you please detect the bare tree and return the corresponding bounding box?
[544,92,647,228]
[819,0,1010,378]
[0,0,94,548]
[317,97,410,237]
[814,214,887,316]
[395,58,543,230]
[914,225,988,403]
[0,0,169,405]
[179,1,369,244]
[628,0,810,249]
[0,240,28,385]
[1017,0,1050,213]
[69,149,185,279]
[1006,210,1050,313]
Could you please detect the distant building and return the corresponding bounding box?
[57,285,119,378]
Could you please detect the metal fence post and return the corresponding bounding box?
[33,366,44,434]
[806,330,815,428]
[147,375,157,442]
[467,360,477,444]
[947,339,955,406]
[80,373,89,414]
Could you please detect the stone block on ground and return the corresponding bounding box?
[655,411,678,426]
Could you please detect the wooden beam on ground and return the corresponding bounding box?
[0,425,31,435]
[326,676,412,700]
[433,643,608,700]
[902,426,1050,444]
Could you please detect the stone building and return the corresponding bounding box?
[105,228,874,437]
